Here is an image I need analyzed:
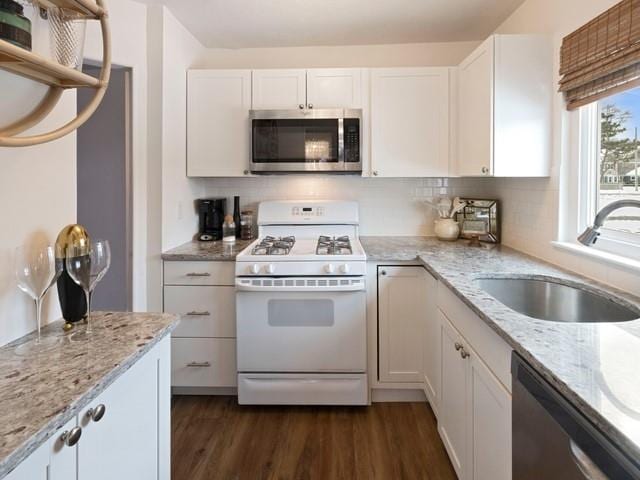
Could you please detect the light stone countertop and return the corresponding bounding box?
[361,236,640,465]
[162,239,254,261]
[0,312,178,478]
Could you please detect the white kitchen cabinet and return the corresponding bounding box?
[187,69,252,177]
[370,67,450,177]
[438,313,468,479]
[377,266,428,383]
[306,68,363,109]
[456,34,552,177]
[5,338,170,480]
[252,69,306,109]
[468,348,512,480]
[78,337,170,480]
[422,270,440,413]
[437,299,512,480]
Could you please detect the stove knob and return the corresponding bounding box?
[250,264,260,274]
[324,264,335,274]
[265,264,276,274]
[340,264,350,274]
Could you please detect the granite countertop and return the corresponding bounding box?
[361,236,640,464]
[162,239,254,261]
[0,312,178,478]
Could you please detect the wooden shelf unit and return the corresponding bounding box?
[0,39,101,88]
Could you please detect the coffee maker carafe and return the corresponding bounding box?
[198,198,226,241]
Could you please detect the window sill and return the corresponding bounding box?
[552,241,640,274]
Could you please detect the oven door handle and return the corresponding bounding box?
[235,282,366,293]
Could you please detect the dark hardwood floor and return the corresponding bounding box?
[171,395,456,480]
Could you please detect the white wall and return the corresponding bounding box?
[0,0,149,346]
[486,0,640,295]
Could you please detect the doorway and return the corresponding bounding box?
[76,64,133,311]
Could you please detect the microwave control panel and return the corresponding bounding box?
[344,118,360,163]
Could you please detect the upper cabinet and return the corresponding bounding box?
[455,35,552,177]
[251,69,307,109]
[252,68,364,110]
[187,70,252,177]
[370,67,450,177]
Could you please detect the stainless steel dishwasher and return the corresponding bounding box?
[512,353,640,479]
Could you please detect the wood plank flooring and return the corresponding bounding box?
[172,396,456,480]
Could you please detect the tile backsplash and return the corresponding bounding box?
[201,176,493,236]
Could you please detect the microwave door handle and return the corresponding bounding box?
[338,118,345,166]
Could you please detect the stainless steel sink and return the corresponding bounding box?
[476,278,640,323]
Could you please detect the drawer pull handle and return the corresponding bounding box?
[187,361,211,368]
[60,426,82,447]
[86,404,106,422]
[186,272,211,277]
[185,311,210,316]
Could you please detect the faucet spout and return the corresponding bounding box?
[578,199,640,246]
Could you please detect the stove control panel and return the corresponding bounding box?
[238,261,366,277]
[291,206,325,218]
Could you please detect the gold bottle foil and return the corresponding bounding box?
[55,224,91,258]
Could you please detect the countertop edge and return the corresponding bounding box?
[0,318,178,478]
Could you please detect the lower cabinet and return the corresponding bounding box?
[4,337,170,480]
[437,309,511,480]
[377,266,429,383]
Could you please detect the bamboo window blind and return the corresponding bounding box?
[560,0,640,110]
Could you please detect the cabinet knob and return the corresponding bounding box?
[308,103,313,109]
[243,169,250,175]
[298,104,304,110]
[372,170,379,176]
[454,342,463,351]
[460,348,470,359]
[380,270,387,276]
[481,166,489,175]
[60,426,82,447]
[87,404,106,422]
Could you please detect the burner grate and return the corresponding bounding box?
[316,235,353,255]
[251,236,296,255]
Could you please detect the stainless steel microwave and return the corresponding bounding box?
[250,108,362,174]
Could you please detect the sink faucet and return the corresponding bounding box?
[578,199,640,245]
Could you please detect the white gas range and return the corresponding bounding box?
[235,200,368,405]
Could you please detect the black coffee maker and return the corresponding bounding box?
[198,198,226,241]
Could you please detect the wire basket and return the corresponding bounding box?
[48,6,86,70]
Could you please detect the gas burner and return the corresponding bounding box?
[316,235,353,255]
[251,236,296,255]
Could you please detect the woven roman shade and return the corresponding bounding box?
[560,0,640,110]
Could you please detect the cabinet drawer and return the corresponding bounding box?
[172,338,237,387]
[437,282,512,391]
[163,261,235,286]
[164,286,235,338]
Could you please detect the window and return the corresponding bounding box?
[578,86,640,259]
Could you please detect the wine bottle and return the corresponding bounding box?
[55,225,90,323]
[233,196,241,238]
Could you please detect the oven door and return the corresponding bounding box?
[236,280,366,372]
[250,109,361,173]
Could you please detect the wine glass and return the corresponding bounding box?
[14,245,62,353]
[66,240,111,339]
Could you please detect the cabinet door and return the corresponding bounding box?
[187,70,251,177]
[306,68,363,108]
[78,340,168,480]
[3,442,48,480]
[469,350,512,480]
[49,416,78,480]
[438,313,468,479]
[378,266,427,383]
[422,272,440,413]
[252,69,306,109]
[370,68,449,177]
[457,37,494,177]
